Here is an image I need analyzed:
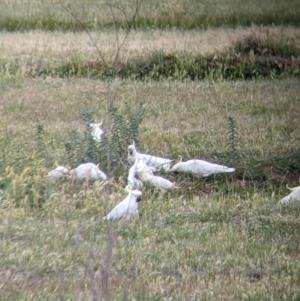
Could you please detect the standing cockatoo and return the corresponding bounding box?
[171,156,235,178]
[69,163,107,181]
[103,186,142,221]
[279,185,300,204]
[90,121,104,142]
[127,143,173,172]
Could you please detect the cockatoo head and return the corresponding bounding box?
[128,143,139,165]
[171,155,184,173]
[128,144,136,156]
[90,121,104,142]
[125,185,142,203]
[132,190,142,203]
[286,184,300,192]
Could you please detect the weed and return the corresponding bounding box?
[63,103,145,177]
[35,123,46,159]
[227,116,239,160]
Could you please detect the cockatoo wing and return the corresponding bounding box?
[127,165,143,190]
[70,163,107,181]
[128,165,137,183]
[143,154,173,171]
[127,144,172,171]
[73,163,90,179]
[103,190,141,221]
[135,155,153,174]
[90,165,107,180]
[149,175,175,191]
[103,196,131,221]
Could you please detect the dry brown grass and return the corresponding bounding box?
[1,26,299,63]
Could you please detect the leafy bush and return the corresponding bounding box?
[64,103,145,177]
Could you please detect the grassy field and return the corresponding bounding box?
[1,0,300,30]
[1,1,300,300]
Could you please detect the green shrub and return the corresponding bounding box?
[64,103,145,177]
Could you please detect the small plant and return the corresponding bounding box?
[65,130,83,167]
[64,103,145,177]
[35,123,46,158]
[227,116,239,160]
[108,102,145,174]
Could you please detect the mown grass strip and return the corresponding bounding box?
[1,12,300,32]
[133,12,300,30]
[0,17,83,32]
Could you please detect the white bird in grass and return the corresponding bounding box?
[135,155,177,192]
[47,165,69,180]
[127,164,143,190]
[127,143,173,172]
[171,156,236,178]
[279,185,300,205]
[90,121,104,142]
[103,186,142,221]
[69,163,107,182]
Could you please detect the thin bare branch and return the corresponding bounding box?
[116,0,144,58]
[60,2,106,64]
[104,1,120,47]
[94,219,114,301]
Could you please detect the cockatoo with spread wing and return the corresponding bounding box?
[90,121,104,143]
[47,165,70,180]
[103,186,142,221]
[279,185,300,204]
[127,143,173,172]
[171,156,235,178]
[69,163,107,181]
[135,155,177,192]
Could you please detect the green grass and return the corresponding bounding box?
[0,78,300,300]
[0,187,300,300]
[1,77,300,301]
[0,0,300,31]
[1,2,300,299]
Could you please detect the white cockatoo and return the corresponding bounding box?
[127,164,143,190]
[135,155,177,192]
[69,163,107,182]
[47,165,69,180]
[90,121,104,142]
[127,143,173,172]
[103,186,142,221]
[279,185,300,205]
[171,156,236,178]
